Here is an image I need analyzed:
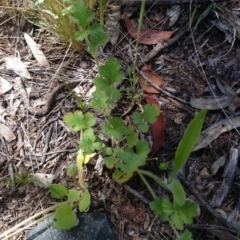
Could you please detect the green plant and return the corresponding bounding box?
[47,1,207,239]
[0,0,206,238]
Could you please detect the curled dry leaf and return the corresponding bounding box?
[145,96,165,157]
[228,96,240,113]
[190,94,235,110]
[138,65,164,93]
[123,13,174,45]
[167,6,181,27]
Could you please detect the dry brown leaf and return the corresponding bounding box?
[124,13,174,45]
[228,96,240,113]
[138,65,164,93]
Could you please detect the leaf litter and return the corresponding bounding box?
[1,1,240,239]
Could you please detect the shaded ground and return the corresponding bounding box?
[1,1,240,239]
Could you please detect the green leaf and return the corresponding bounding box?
[126,131,138,147]
[84,112,96,128]
[52,203,77,230]
[162,195,174,216]
[112,170,133,183]
[79,191,91,212]
[150,197,169,221]
[139,170,168,190]
[102,117,125,139]
[67,164,78,177]
[136,141,150,157]
[104,156,117,169]
[71,0,94,29]
[168,180,186,206]
[94,77,111,90]
[63,111,95,131]
[99,58,124,84]
[177,229,193,240]
[80,129,102,153]
[68,189,80,201]
[115,142,149,173]
[50,184,68,199]
[170,109,206,182]
[88,31,109,55]
[90,90,108,110]
[143,104,160,123]
[102,147,112,156]
[105,87,121,104]
[88,23,104,34]
[175,200,197,225]
[171,211,183,230]
[133,112,149,133]
[75,30,89,41]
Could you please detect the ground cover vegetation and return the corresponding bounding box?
[1,0,240,239]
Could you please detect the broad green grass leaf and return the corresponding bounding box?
[168,180,186,206]
[143,104,160,123]
[102,117,125,139]
[79,191,91,212]
[80,129,102,153]
[52,203,77,230]
[67,163,78,177]
[170,109,206,182]
[139,170,168,189]
[50,184,68,199]
[99,58,124,84]
[68,189,80,201]
[177,229,193,240]
[104,156,117,169]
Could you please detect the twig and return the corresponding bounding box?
[177,173,237,232]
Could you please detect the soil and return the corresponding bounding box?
[0,1,240,239]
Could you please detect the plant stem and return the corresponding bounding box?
[133,0,146,72]
[137,169,156,199]
[99,0,104,26]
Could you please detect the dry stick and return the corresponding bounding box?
[41,124,54,164]
[177,173,237,232]
[111,0,228,6]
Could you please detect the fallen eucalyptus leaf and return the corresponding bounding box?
[190,94,234,110]
[24,33,50,67]
[193,116,240,151]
